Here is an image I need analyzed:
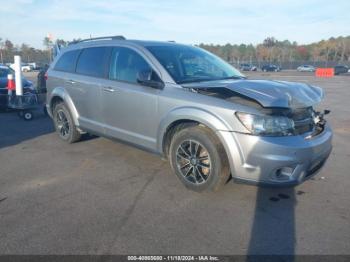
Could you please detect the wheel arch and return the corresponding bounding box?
[158,107,232,160]
[49,87,79,126]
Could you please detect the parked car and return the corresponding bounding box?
[240,63,257,71]
[334,65,349,75]
[261,64,281,72]
[297,65,316,72]
[28,62,39,70]
[46,36,332,191]
[0,65,35,109]
[9,63,33,72]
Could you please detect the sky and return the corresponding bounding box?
[1,0,349,49]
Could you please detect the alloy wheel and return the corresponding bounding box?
[56,109,70,139]
[176,140,211,184]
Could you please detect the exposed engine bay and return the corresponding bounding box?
[182,79,330,137]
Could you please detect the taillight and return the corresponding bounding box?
[44,72,48,81]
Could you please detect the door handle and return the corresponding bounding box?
[102,86,115,93]
[66,79,76,84]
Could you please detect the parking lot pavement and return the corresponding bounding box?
[0,72,349,255]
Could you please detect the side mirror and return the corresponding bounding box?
[137,69,164,89]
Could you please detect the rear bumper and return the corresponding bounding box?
[217,124,333,186]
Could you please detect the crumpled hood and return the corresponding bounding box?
[183,79,324,108]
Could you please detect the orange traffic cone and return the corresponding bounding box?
[7,74,15,91]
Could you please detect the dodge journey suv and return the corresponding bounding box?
[46,36,332,191]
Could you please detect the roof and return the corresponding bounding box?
[67,36,190,49]
[126,39,188,47]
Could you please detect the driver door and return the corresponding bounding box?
[101,47,161,151]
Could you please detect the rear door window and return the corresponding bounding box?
[54,50,80,73]
[76,47,111,78]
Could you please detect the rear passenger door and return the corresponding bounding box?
[72,46,112,133]
[101,46,161,150]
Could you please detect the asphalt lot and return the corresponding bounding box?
[0,71,349,255]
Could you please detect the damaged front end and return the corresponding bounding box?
[183,79,330,138]
[181,79,332,185]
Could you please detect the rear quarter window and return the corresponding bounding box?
[76,47,111,78]
[54,50,81,73]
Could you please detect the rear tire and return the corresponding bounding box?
[53,102,81,143]
[169,125,230,192]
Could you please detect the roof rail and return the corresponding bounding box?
[69,35,126,45]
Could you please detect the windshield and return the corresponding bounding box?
[145,45,244,84]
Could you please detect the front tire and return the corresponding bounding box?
[169,125,230,192]
[53,102,81,143]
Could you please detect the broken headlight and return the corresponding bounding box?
[236,112,295,136]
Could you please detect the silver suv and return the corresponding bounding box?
[46,36,332,191]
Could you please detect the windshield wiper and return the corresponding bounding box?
[177,78,213,84]
[218,75,246,80]
[178,76,246,84]
[177,75,246,84]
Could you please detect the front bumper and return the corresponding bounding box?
[217,124,333,186]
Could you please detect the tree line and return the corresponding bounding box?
[1,36,349,68]
[0,38,49,65]
[199,36,350,67]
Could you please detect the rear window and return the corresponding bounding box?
[54,50,80,72]
[76,47,111,78]
[0,68,12,77]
